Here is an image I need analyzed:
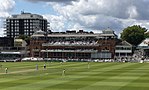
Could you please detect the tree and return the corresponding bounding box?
[144,31,149,38]
[16,35,30,45]
[121,25,147,46]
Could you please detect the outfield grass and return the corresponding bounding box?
[0,62,149,90]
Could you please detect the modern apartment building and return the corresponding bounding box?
[4,12,48,38]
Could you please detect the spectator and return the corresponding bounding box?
[43,64,46,69]
[62,69,66,76]
[5,67,8,74]
[36,64,38,70]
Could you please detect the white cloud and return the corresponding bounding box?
[43,15,66,32]
[0,0,15,18]
[127,6,138,19]
[0,0,15,36]
[2,0,148,35]
[0,12,10,19]
[122,19,149,31]
[25,0,78,3]
[44,0,149,33]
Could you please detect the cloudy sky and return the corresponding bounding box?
[0,0,149,36]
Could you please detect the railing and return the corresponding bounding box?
[42,41,99,46]
[41,49,98,53]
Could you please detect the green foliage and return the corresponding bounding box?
[16,35,30,45]
[145,31,149,38]
[121,25,147,46]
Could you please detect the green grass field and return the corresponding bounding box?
[0,62,149,90]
